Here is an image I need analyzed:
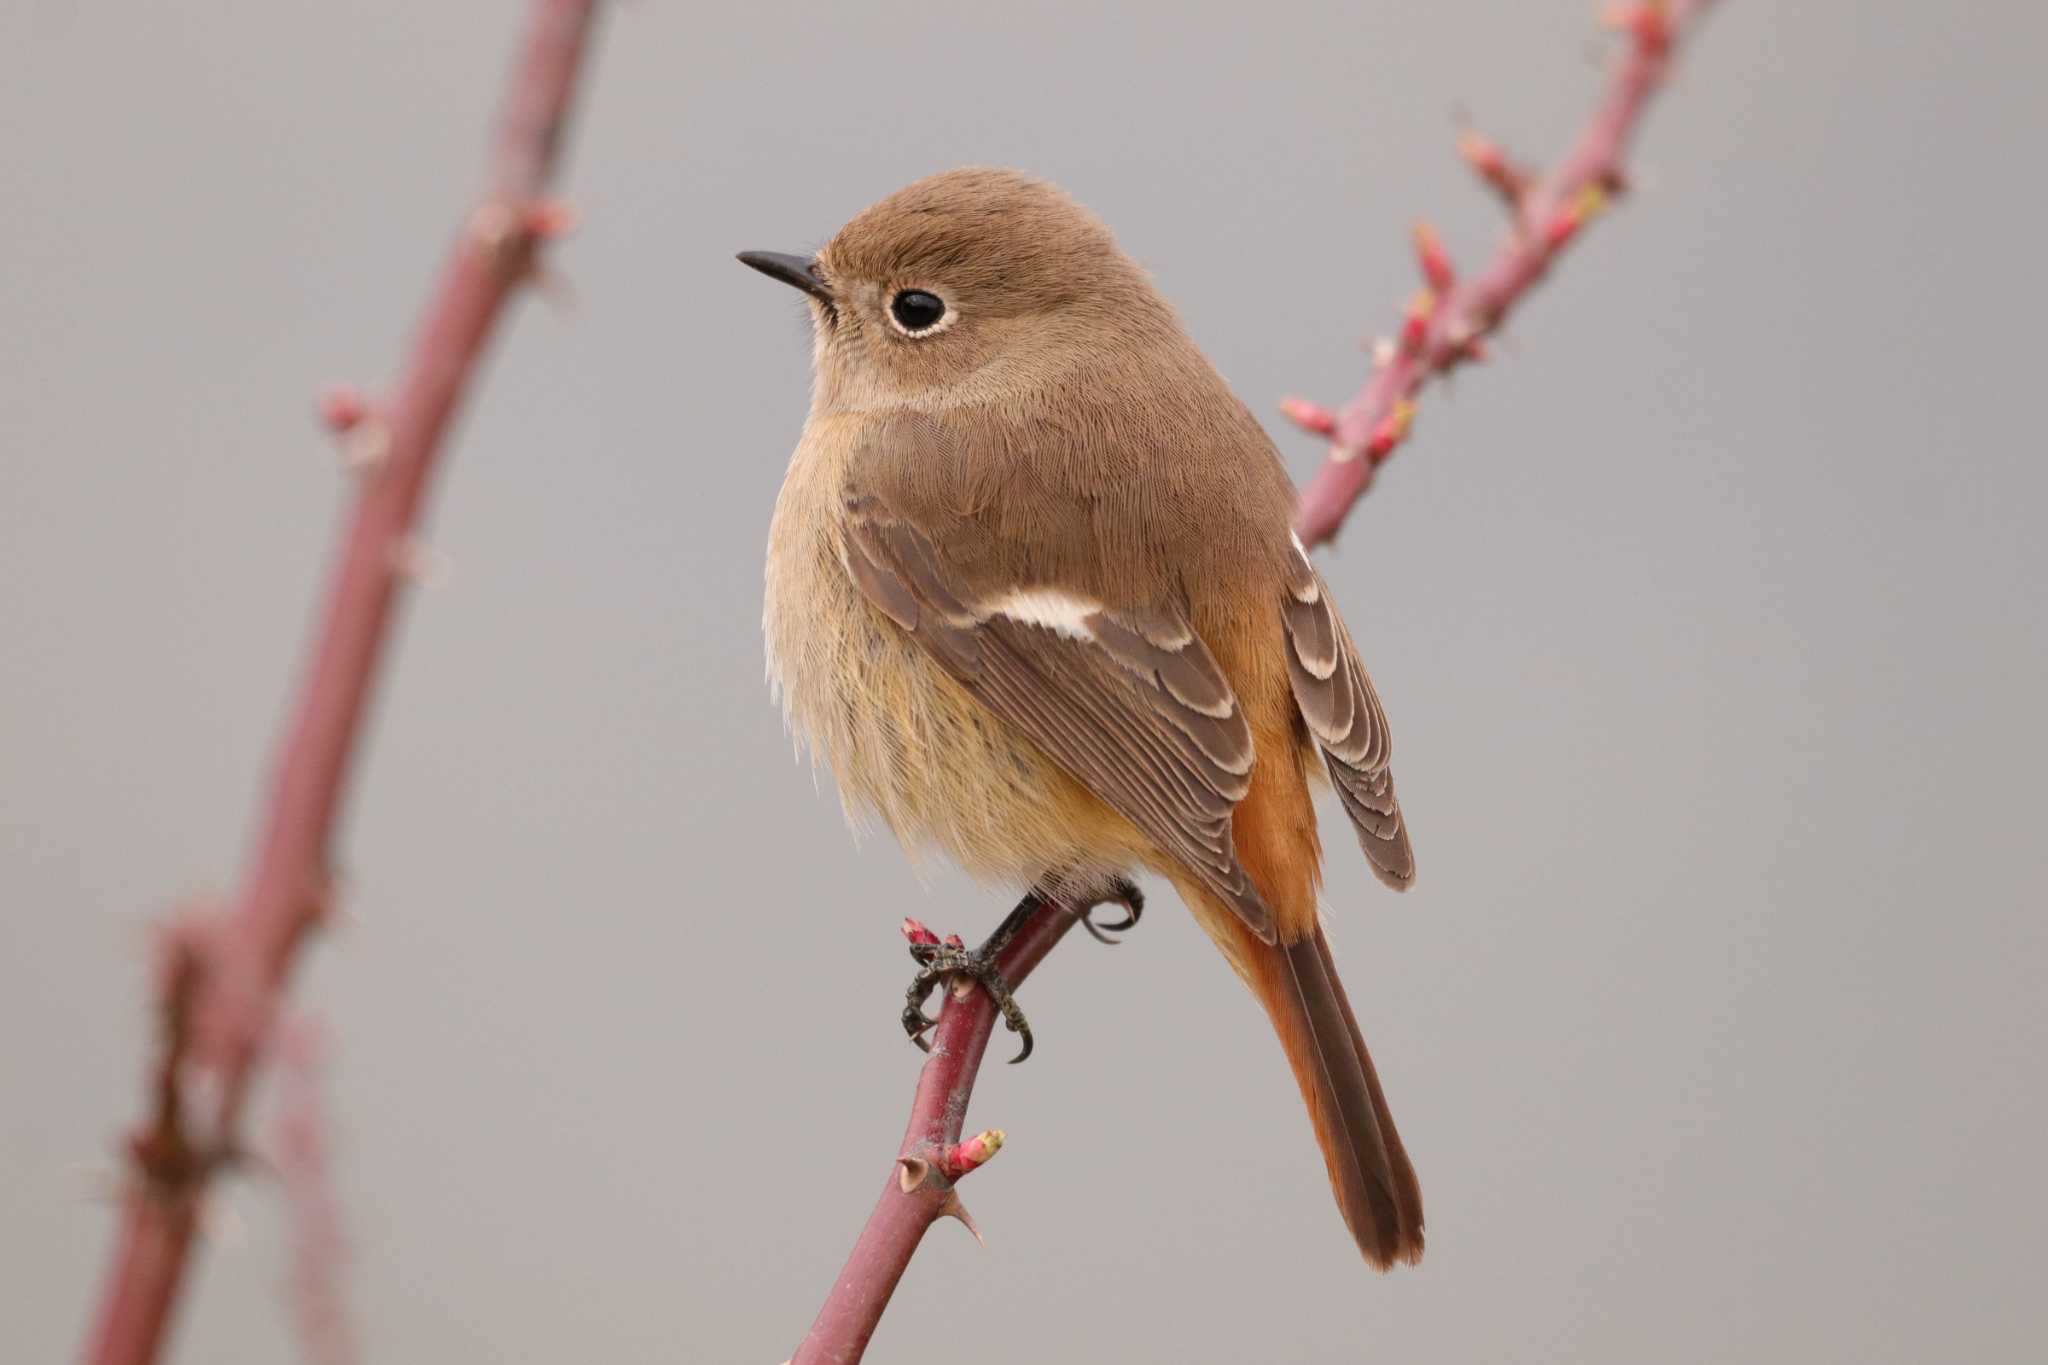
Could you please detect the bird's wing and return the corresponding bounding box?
[1279,540,1415,889]
[836,447,1275,941]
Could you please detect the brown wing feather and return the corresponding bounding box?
[1280,546,1416,889]
[841,490,1275,940]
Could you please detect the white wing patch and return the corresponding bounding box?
[991,587,1100,641]
[1289,531,1322,604]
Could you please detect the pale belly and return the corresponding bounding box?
[762,455,1128,892]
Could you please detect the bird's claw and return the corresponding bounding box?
[901,931,1034,1063]
[897,880,1143,1061]
[1076,878,1144,943]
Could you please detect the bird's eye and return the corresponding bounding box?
[889,290,948,335]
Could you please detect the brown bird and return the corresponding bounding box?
[744,167,1423,1268]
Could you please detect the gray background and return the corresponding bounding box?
[3,2,2044,1361]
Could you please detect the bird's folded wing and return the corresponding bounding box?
[1279,542,1415,889]
[840,484,1275,940]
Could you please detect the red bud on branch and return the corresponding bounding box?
[1605,2,1673,59]
[1365,400,1417,463]
[1413,221,1456,293]
[1399,289,1437,356]
[939,1129,1005,1180]
[1279,395,1338,438]
[1458,127,1531,209]
[315,386,369,434]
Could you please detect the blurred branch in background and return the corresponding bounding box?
[791,3,1722,1361]
[79,2,605,1361]
[1292,0,1720,548]
[272,1020,353,1365]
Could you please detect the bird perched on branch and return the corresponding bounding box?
[742,167,1423,1268]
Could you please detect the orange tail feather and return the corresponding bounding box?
[1233,918,1425,1268]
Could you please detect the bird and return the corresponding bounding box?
[741,167,1423,1268]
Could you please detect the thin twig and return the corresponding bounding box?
[792,905,1081,1365]
[1292,0,1720,548]
[79,4,604,1361]
[793,4,1722,1360]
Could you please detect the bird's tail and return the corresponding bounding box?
[1203,908,1425,1269]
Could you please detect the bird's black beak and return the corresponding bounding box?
[736,250,833,305]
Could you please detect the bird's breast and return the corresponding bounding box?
[762,428,1124,887]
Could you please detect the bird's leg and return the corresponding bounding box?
[899,879,1145,1063]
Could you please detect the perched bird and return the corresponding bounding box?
[743,168,1423,1268]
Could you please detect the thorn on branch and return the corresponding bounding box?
[938,1192,984,1247]
[385,537,453,587]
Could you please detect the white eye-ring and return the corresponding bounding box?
[887,288,955,337]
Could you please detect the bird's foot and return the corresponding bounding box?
[900,898,1037,1064]
[898,880,1145,1063]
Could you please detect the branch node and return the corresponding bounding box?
[898,1131,1003,1194]
[1541,182,1612,254]
[1365,400,1418,463]
[467,198,539,280]
[385,537,453,588]
[124,916,231,1203]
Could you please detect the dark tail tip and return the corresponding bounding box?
[1282,934,1425,1269]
